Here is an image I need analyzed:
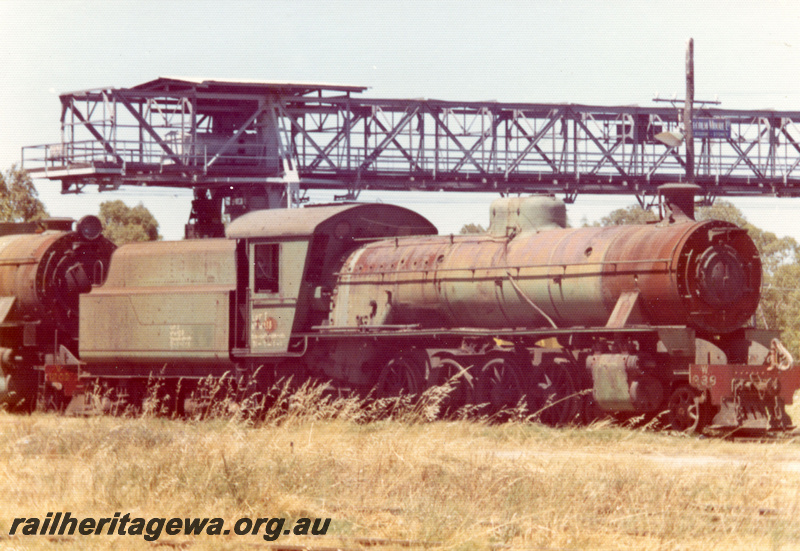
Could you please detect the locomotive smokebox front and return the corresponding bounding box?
[0,216,116,343]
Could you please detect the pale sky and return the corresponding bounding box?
[3,0,800,239]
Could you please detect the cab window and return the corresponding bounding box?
[254,243,279,293]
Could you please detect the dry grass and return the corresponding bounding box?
[1,384,800,550]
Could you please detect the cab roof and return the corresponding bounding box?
[226,203,438,240]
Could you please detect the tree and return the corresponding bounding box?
[695,200,748,227]
[459,223,485,234]
[98,200,161,245]
[761,263,800,354]
[0,166,48,222]
[593,204,657,226]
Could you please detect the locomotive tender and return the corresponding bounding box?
[1,185,798,431]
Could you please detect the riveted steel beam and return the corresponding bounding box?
[21,80,800,199]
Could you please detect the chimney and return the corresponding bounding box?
[658,183,701,222]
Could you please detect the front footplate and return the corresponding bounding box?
[689,363,800,430]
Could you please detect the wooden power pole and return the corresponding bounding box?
[684,38,695,183]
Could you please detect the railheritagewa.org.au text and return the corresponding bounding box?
[9,512,330,542]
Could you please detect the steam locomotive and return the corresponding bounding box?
[1,184,797,432]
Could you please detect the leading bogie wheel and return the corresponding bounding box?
[666,385,712,433]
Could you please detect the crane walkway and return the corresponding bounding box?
[21,78,800,205]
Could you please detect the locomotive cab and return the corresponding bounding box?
[226,204,437,358]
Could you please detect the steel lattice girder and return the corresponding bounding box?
[284,98,800,197]
[21,79,800,199]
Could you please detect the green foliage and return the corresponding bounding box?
[0,166,48,222]
[459,223,486,234]
[593,204,657,226]
[695,200,748,227]
[761,264,800,354]
[98,200,161,245]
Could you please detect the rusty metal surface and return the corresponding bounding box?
[0,232,63,315]
[0,230,116,338]
[605,291,643,328]
[330,202,760,334]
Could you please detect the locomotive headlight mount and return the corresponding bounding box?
[76,215,103,241]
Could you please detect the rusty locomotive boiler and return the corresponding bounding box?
[0,216,115,410]
[331,188,759,334]
[0,185,798,432]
